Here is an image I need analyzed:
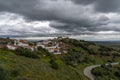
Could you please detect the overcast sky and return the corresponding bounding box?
[0,0,120,41]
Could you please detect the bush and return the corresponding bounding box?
[62,51,82,66]
[115,70,120,77]
[0,65,9,80]
[92,67,103,76]
[15,48,39,59]
[11,68,20,77]
[37,46,52,57]
[15,77,28,80]
[49,59,59,70]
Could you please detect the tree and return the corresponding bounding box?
[115,70,120,77]
[6,37,10,40]
[15,48,39,59]
[49,59,59,70]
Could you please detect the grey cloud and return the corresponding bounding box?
[94,0,120,13]
[0,0,120,40]
[0,0,70,21]
[72,0,120,13]
[49,15,110,34]
[98,15,109,21]
[71,0,96,5]
[0,0,110,31]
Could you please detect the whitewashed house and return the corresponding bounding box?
[45,46,56,53]
[14,40,29,47]
[43,42,61,54]
[43,40,51,44]
[30,47,35,51]
[6,45,17,50]
[36,40,61,54]
[37,42,45,48]
[45,46,61,54]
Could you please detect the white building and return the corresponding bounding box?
[36,40,61,54]
[6,45,17,50]
[37,42,45,48]
[44,43,61,54]
[14,40,29,47]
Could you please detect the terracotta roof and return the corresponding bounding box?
[19,40,28,44]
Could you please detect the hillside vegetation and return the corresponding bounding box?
[0,38,120,80]
[0,49,85,80]
[59,38,120,66]
[92,64,120,80]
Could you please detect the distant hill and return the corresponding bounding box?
[92,41,120,44]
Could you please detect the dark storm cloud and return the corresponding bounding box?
[72,0,120,13]
[50,15,110,33]
[0,0,120,39]
[0,0,119,21]
[0,0,75,21]
[71,0,96,5]
[50,21,90,34]
[94,0,120,13]
[0,0,43,20]
[0,0,111,25]
[0,0,98,33]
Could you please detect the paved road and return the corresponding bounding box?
[83,62,119,80]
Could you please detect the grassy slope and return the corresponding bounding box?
[0,49,89,80]
[0,38,120,80]
[1,49,118,80]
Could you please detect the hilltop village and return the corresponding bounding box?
[0,37,68,54]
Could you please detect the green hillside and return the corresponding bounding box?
[0,49,87,80]
[0,38,120,80]
[92,64,120,80]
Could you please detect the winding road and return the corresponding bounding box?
[83,62,119,80]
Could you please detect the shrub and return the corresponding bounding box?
[11,68,20,77]
[115,70,120,77]
[0,65,9,80]
[92,67,104,76]
[15,77,28,80]
[49,59,59,70]
[62,51,82,66]
[15,48,39,59]
[37,46,52,57]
